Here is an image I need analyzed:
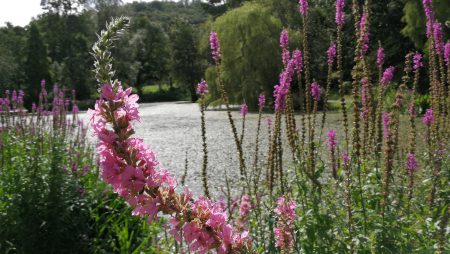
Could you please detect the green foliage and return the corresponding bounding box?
[0,24,27,88]
[169,19,202,102]
[40,0,87,14]
[38,13,97,99]
[24,24,51,104]
[141,84,170,94]
[131,19,169,90]
[0,126,168,254]
[206,2,283,109]
[402,0,450,49]
[0,130,94,253]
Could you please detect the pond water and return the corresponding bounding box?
[81,102,343,197]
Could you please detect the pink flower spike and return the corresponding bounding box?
[311,81,321,102]
[433,22,444,55]
[196,79,209,96]
[292,49,303,74]
[359,11,369,56]
[240,100,248,117]
[210,32,221,62]
[423,108,434,126]
[280,29,289,49]
[444,42,450,65]
[258,94,266,109]
[422,0,434,38]
[327,43,337,66]
[280,30,290,66]
[413,53,423,70]
[335,0,345,26]
[381,66,395,88]
[341,151,350,167]
[406,153,418,172]
[274,196,296,252]
[326,129,337,149]
[298,0,308,16]
[238,194,251,218]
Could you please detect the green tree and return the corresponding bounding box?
[0,23,27,89]
[24,24,50,104]
[205,2,283,109]
[37,12,96,100]
[130,18,169,91]
[169,20,202,101]
[40,0,87,14]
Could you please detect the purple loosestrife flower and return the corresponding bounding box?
[298,0,308,16]
[327,43,337,66]
[240,101,248,117]
[238,194,251,218]
[406,153,418,172]
[258,94,265,109]
[382,112,390,139]
[423,108,434,126]
[275,197,297,222]
[341,151,350,167]
[377,47,385,67]
[422,0,434,38]
[413,53,423,70]
[292,49,303,74]
[280,29,290,66]
[445,42,450,65]
[280,29,289,49]
[90,82,254,252]
[17,90,24,106]
[274,197,297,252]
[311,81,321,102]
[381,66,395,89]
[274,59,295,112]
[209,32,221,63]
[196,79,209,96]
[326,129,339,177]
[433,22,444,55]
[326,129,337,150]
[359,12,369,56]
[335,0,345,26]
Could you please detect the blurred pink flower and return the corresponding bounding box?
[240,100,248,117]
[335,0,345,26]
[423,108,434,126]
[196,79,209,96]
[311,81,321,102]
[210,32,221,62]
[298,0,308,16]
[258,94,266,109]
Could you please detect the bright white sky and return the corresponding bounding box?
[0,0,156,27]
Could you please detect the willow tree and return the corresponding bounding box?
[205,2,282,110]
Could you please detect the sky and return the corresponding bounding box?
[0,0,155,27]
